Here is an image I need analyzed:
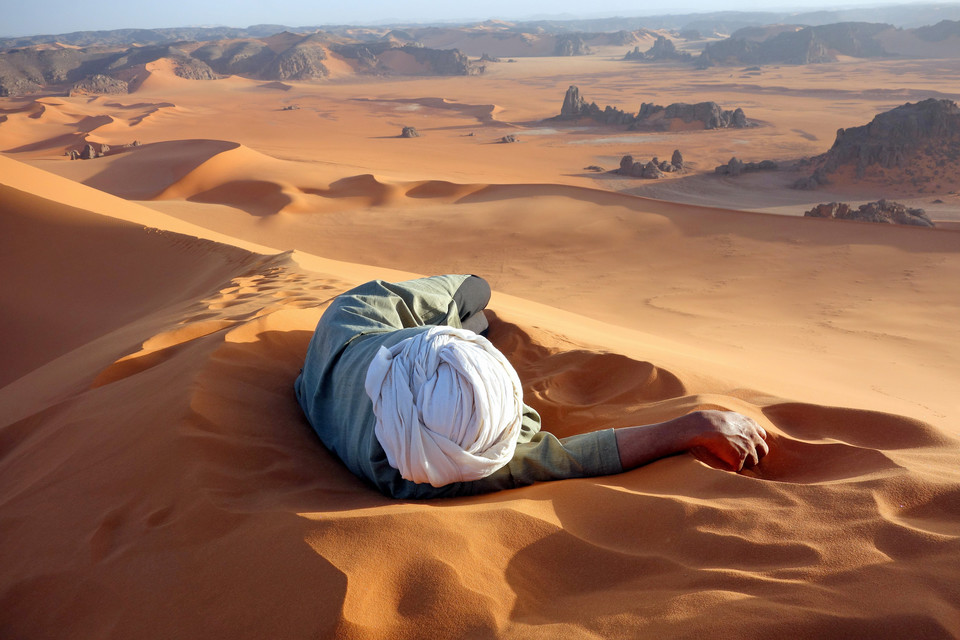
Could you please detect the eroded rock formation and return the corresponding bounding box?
[794,99,960,189]
[556,86,750,131]
[69,74,128,95]
[714,157,778,176]
[623,36,693,62]
[617,151,685,178]
[804,200,934,227]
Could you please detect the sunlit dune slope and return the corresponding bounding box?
[1,156,959,639]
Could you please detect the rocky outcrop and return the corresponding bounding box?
[499,134,519,143]
[623,36,693,62]
[401,126,420,138]
[407,46,479,75]
[714,157,778,176]
[77,142,109,159]
[555,86,749,131]
[804,200,934,227]
[559,85,588,118]
[794,99,960,188]
[192,40,276,75]
[172,57,219,80]
[0,47,95,96]
[554,34,590,56]
[69,74,128,95]
[914,19,960,42]
[331,42,480,76]
[671,149,684,170]
[633,101,748,131]
[265,46,327,80]
[0,33,482,97]
[618,151,684,178]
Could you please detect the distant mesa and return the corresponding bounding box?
[617,150,684,178]
[332,42,482,76]
[401,126,420,138]
[693,20,960,67]
[479,53,501,63]
[804,200,935,227]
[794,98,960,189]
[623,36,693,62]
[556,85,750,131]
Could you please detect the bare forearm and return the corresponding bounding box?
[614,410,770,471]
[614,416,698,470]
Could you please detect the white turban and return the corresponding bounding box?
[364,326,524,487]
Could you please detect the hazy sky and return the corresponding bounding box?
[0,0,940,37]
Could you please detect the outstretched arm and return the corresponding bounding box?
[615,410,769,472]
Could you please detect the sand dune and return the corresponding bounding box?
[3,148,960,639]
[2,41,960,639]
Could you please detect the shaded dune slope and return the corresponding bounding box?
[1,157,959,638]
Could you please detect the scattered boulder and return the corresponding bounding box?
[618,151,684,178]
[499,134,519,143]
[731,108,747,128]
[671,149,684,170]
[804,200,935,227]
[281,104,300,111]
[401,126,420,138]
[78,143,99,160]
[715,157,778,175]
[643,161,665,179]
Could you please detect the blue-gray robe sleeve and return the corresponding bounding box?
[294,275,623,499]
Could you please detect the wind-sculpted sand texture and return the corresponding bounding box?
[2,44,960,638]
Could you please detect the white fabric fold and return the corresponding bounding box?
[364,326,523,487]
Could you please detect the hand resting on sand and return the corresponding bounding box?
[615,410,769,472]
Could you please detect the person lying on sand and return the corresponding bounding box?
[295,275,769,499]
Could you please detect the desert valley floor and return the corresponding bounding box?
[2,44,960,638]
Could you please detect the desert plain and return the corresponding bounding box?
[1,22,960,639]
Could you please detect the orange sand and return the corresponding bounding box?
[2,48,960,638]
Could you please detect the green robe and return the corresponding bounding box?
[294,274,623,499]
